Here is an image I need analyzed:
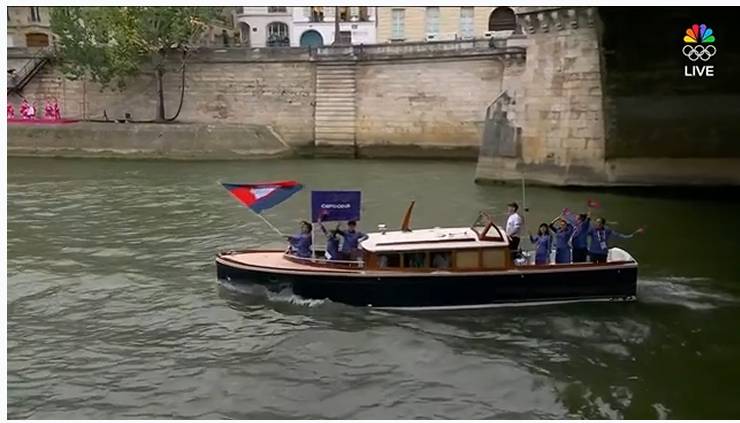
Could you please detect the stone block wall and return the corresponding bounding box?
[355,56,505,148]
[516,8,607,181]
[9,50,316,146]
[10,42,521,153]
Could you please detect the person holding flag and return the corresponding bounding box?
[286,221,313,258]
[587,216,644,263]
[318,214,342,261]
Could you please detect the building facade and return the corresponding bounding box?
[198,7,242,47]
[7,6,53,48]
[376,6,519,43]
[235,6,376,48]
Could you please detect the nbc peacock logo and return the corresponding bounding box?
[683,23,716,77]
[682,24,716,61]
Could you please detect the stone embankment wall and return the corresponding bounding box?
[9,41,523,158]
[8,49,317,147]
[7,122,291,159]
[10,6,740,185]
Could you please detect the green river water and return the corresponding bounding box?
[7,157,740,418]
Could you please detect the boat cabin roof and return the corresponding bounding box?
[360,225,509,253]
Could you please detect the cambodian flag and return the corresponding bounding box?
[587,198,601,209]
[222,180,303,214]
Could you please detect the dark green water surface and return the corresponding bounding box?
[7,157,740,418]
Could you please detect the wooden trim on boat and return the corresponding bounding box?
[217,251,637,278]
[284,253,364,269]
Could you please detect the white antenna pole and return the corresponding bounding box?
[521,175,527,234]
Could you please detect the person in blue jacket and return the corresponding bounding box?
[587,217,643,263]
[549,215,574,264]
[286,221,313,258]
[570,212,591,263]
[529,223,553,265]
[337,220,369,260]
[318,221,342,260]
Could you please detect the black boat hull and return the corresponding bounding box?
[216,260,638,309]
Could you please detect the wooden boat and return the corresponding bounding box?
[216,204,638,310]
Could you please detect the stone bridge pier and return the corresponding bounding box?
[476,6,740,186]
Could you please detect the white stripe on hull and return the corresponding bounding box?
[373,296,637,311]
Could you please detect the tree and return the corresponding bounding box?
[50,7,220,122]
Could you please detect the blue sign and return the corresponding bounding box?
[311,190,361,222]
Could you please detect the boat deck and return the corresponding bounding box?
[221,251,364,273]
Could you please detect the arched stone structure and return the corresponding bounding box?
[300,30,324,48]
[488,7,517,32]
[239,22,251,47]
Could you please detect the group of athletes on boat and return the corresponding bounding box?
[504,201,644,265]
[285,201,643,266]
[286,218,367,261]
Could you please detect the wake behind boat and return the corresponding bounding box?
[216,205,638,310]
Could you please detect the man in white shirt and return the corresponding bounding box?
[505,202,523,253]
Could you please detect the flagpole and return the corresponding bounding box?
[252,209,286,237]
[310,192,316,260]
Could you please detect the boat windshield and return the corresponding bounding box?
[471,212,505,241]
[471,212,491,237]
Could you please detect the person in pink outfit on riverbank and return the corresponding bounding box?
[44,99,55,119]
[21,99,37,120]
[7,103,15,119]
[19,99,31,119]
[52,98,61,120]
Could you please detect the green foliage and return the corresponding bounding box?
[51,7,219,90]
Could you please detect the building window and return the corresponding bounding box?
[391,8,405,40]
[30,6,41,22]
[239,22,251,47]
[26,32,49,47]
[267,7,287,13]
[358,7,369,22]
[266,22,289,47]
[425,7,440,35]
[489,7,517,32]
[337,31,352,45]
[460,7,475,39]
[310,6,324,22]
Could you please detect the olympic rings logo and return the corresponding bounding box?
[682,44,717,62]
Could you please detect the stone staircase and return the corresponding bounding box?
[314,63,357,153]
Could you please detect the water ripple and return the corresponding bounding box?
[8,158,740,419]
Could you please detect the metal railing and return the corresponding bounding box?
[7,47,51,94]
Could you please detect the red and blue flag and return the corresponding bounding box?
[222,180,303,214]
